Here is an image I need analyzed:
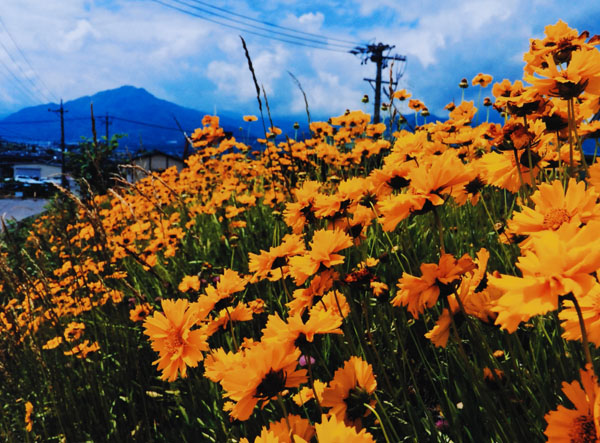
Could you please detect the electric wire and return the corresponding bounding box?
[0,16,59,103]
[111,115,190,131]
[152,0,355,53]
[0,115,190,133]
[0,126,51,141]
[184,0,362,46]
[169,0,356,50]
[0,56,41,104]
[0,24,54,103]
[0,117,89,125]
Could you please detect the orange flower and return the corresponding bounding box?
[408,99,426,112]
[425,249,500,348]
[472,73,493,87]
[143,298,209,381]
[287,270,338,316]
[302,414,376,442]
[196,269,248,315]
[321,356,377,427]
[294,379,327,406]
[378,150,471,231]
[310,290,350,320]
[284,181,321,234]
[63,340,100,359]
[25,401,33,432]
[490,221,600,333]
[248,234,306,282]
[288,229,353,285]
[129,303,153,322]
[449,101,477,123]
[560,282,600,346]
[178,275,201,292]
[219,343,307,421]
[243,115,258,122]
[393,253,475,318]
[204,347,245,383]
[479,150,539,193]
[64,321,85,342]
[544,365,600,442]
[240,414,315,443]
[42,336,63,350]
[508,178,600,242]
[526,48,600,99]
[204,302,254,337]
[261,310,343,353]
[524,20,600,75]
[392,89,411,101]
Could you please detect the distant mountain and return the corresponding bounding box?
[0,86,249,156]
[1,86,507,157]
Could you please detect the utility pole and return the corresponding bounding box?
[351,43,407,123]
[49,99,68,188]
[103,112,112,144]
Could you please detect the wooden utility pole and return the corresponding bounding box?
[351,43,407,123]
[103,112,112,144]
[49,99,68,188]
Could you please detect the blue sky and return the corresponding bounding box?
[1,0,600,122]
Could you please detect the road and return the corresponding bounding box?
[0,198,48,224]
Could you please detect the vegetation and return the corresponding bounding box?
[1,19,600,442]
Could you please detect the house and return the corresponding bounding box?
[12,162,62,182]
[125,149,184,182]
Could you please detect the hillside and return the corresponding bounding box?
[0,86,247,155]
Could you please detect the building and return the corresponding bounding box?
[12,162,62,182]
[126,149,184,182]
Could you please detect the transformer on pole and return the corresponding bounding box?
[350,43,407,123]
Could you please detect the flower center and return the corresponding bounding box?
[255,369,287,399]
[569,414,597,443]
[165,328,184,354]
[344,387,372,421]
[543,208,571,230]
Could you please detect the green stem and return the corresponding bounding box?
[563,293,593,367]
[432,206,445,255]
[364,402,392,443]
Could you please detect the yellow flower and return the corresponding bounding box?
[544,365,600,442]
[219,343,307,421]
[490,221,600,333]
[25,401,33,432]
[143,299,209,381]
[472,73,493,87]
[321,356,377,427]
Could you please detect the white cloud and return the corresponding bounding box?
[206,44,291,102]
[0,0,599,120]
[58,19,99,52]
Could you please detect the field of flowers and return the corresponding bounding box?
[1,20,600,442]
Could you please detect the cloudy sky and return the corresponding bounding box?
[0,0,600,122]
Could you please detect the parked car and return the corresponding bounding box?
[14,175,43,185]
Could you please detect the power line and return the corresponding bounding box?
[111,115,192,132]
[0,126,50,141]
[0,116,187,132]
[185,0,362,46]
[169,0,356,50]
[352,43,407,124]
[0,55,41,104]
[0,117,89,125]
[0,16,59,103]
[0,23,54,103]
[152,0,354,53]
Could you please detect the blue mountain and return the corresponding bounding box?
[0,86,250,156]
